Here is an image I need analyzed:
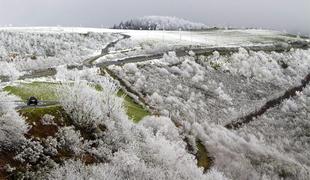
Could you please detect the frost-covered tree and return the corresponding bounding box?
[14,140,45,164]
[113,16,208,30]
[0,61,23,80]
[0,92,28,151]
[56,126,83,155]
[55,66,100,82]
[57,77,125,132]
[108,47,310,179]
[0,30,118,71]
[51,78,228,180]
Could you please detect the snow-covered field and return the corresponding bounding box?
[2,27,306,46]
[0,27,309,179]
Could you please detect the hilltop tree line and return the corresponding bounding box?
[112,16,209,30]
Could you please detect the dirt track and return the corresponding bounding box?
[225,73,310,129]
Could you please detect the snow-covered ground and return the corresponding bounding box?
[1,27,305,46]
[0,28,118,77]
[0,26,310,179]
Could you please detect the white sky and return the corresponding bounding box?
[0,0,309,35]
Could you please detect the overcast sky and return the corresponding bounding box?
[0,0,309,35]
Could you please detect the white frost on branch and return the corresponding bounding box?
[48,78,228,180]
[0,91,28,151]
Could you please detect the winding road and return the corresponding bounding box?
[3,39,308,84]
[1,32,309,119]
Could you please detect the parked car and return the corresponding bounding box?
[27,96,38,106]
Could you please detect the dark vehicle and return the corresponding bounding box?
[27,96,39,106]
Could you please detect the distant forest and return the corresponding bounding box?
[112,16,210,30]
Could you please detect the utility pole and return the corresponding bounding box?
[190,31,193,44]
[179,28,182,41]
[163,25,165,41]
[162,25,165,42]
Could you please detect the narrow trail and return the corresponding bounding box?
[83,33,131,67]
[225,73,310,129]
[102,68,152,111]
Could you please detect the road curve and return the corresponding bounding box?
[83,33,131,67]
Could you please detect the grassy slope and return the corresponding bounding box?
[20,106,69,138]
[3,82,58,101]
[196,140,213,172]
[117,90,150,123]
[4,82,149,122]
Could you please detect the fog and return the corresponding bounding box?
[0,0,309,35]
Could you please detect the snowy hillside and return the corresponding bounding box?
[0,27,309,179]
[113,16,209,30]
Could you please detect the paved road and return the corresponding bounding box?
[15,100,60,110]
[1,36,309,83]
[97,41,309,66]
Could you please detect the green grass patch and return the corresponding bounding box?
[196,140,212,172]
[3,82,59,101]
[20,105,70,125]
[209,61,222,70]
[117,90,150,123]
[4,82,149,122]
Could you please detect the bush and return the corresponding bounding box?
[56,126,83,155]
[57,78,125,131]
[0,92,28,151]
